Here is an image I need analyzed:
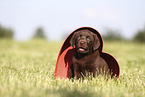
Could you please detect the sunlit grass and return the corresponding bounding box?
[0,39,145,97]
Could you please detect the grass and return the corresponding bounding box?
[0,39,145,97]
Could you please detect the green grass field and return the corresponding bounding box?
[0,39,145,97]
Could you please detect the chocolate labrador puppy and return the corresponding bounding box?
[69,29,109,79]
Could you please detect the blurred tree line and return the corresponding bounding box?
[102,28,123,41]
[102,26,145,43]
[0,23,145,43]
[133,26,145,43]
[0,24,14,39]
[103,26,145,43]
[33,27,46,39]
[0,24,47,40]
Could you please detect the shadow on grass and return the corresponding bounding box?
[45,88,99,97]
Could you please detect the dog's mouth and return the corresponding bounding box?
[79,47,85,51]
[77,47,88,53]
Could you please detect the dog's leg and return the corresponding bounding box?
[73,64,82,79]
[69,64,74,78]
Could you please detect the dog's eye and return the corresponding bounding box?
[77,35,81,39]
[86,36,91,41]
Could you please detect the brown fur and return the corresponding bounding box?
[69,29,109,79]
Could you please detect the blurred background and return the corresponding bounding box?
[0,0,145,42]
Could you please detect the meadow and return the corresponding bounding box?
[0,39,145,97]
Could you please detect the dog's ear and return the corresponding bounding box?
[70,33,76,48]
[93,34,100,51]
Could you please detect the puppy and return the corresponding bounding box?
[69,29,109,79]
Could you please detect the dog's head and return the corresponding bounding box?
[70,29,100,53]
